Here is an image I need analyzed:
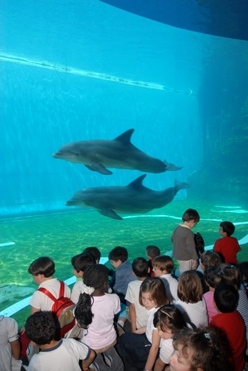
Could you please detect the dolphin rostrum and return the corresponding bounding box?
[65,175,191,220]
[53,129,182,175]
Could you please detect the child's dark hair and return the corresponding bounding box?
[214,283,239,313]
[204,267,219,288]
[108,246,128,262]
[146,245,160,259]
[71,252,95,273]
[201,251,222,269]
[238,261,248,283]
[153,304,187,333]
[172,326,233,371]
[220,221,235,236]
[139,277,169,307]
[152,255,174,274]
[182,209,200,223]
[28,257,55,277]
[83,247,101,263]
[25,311,57,345]
[215,263,241,290]
[74,264,108,329]
[194,232,205,256]
[177,271,203,303]
[132,257,149,278]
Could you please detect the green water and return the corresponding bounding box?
[1,199,248,327]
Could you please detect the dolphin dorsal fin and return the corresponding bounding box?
[115,129,134,144]
[128,174,147,189]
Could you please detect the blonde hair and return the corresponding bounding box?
[177,271,203,303]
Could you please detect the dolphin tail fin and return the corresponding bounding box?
[115,129,135,144]
[164,160,183,171]
[175,180,191,191]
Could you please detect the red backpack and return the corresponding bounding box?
[38,281,76,337]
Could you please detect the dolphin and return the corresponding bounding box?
[65,175,191,220]
[53,129,182,175]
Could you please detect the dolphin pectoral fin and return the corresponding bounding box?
[85,164,113,175]
[99,209,123,220]
[164,160,183,171]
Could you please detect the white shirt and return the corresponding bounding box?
[125,280,148,329]
[174,299,208,327]
[27,339,90,371]
[160,274,179,302]
[146,307,158,343]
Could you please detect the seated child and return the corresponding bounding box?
[25,311,95,371]
[152,255,179,302]
[119,277,169,371]
[200,251,222,271]
[209,284,246,371]
[203,267,218,323]
[108,246,137,303]
[125,257,149,332]
[82,247,101,264]
[74,264,124,370]
[71,252,95,304]
[238,261,248,296]
[153,304,187,371]
[170,326,233,371]
[28,257,71,314]
[146,245,160,277]
[213,221,241,264]
[0,315,24,371]
[174,271,208,328]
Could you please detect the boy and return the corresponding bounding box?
[125,258,149,332]
[171,208,200,275]
[71,253,95,304]
[25,311,95,371]
[213,221,241,264]
[209,284,246,371]
[82,247,101,264]
[152,255,179,302]
[146,245,160,277]
[28,257,71,314]
[108,246,137,302]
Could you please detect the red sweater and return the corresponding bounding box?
[213,236,240,264]
[209,311,246,371]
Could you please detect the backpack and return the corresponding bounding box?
[38,281,76,338]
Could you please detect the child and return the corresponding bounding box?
[146,245,161,277]
[213,221,241,264]
[119,277,169,371]
[169,326,233,371]
[215,263,248,354]
[71,252,95,303]
[171,209,200,275]
[203,267,219,323]
[82,247,101,264]
[125,257,149,332]
[25,311,95,371]
[74,264,124,370]
[152,255,179,302]
[174,271,208,328]
[28,256,71,314]
[0,316,24,371]
[108,246,137,303]
[153,304,187,371]
[238,261,248,296]
[209,284,246,371]
[200,251,222,271]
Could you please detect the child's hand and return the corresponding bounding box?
[20,326,25,334]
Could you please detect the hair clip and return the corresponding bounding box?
[82,285,95,295]
[204,332,210,339]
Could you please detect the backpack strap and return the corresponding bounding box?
[38,281,65,301]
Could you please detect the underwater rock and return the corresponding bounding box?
[53,129,182,175]
[66,174,191,220]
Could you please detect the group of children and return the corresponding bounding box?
[1,209,248,371]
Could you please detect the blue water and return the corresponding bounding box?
[1,0,248,324]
